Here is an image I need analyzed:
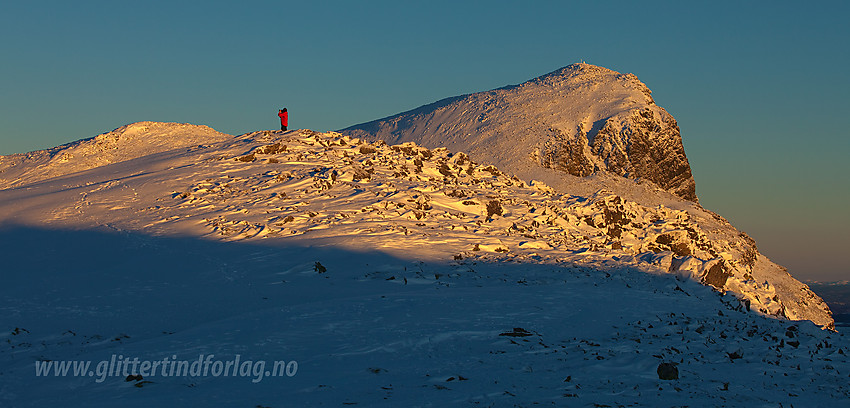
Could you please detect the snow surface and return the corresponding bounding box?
[0,124,847,406]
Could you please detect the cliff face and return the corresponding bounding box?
[342,63,698,202]
[546,104,696,201]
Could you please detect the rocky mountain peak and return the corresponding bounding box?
[342,63,697,202]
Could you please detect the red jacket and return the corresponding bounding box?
[278,110,288,126]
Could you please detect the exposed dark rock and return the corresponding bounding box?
[499,327,533,337]
[438,162,453,177]
[657,362,679,380]
[656,234,675,245]
[236,153,256,162]
[654,234,692,256]
[391,145,417,156]
[543,127,595,177]
[703,260,731,289]
[591,108,696,201]
[486,200,503,219]
[588,195,632,239]
[670,242,692,257]
[253,142,286,155]
[727,348,744,361]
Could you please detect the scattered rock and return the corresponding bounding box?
[256,142,286,155]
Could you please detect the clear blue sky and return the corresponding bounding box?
[2,1,848,280]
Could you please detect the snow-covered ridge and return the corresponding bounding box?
[1,126,829,328]
[342,63,697,202]
[0,122,232,189]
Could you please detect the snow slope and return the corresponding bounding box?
[0,125,832,325]
[0,122,232,189]
[0,124,845,406]
[3,226,848,407]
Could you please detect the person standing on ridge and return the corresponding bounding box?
[278,108,288,131]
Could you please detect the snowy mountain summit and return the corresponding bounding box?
[343,63,697,202]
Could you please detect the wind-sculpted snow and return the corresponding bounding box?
[0,126,831,328]
[0,125,846,406]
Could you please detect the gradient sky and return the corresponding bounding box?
[2,1,848,280]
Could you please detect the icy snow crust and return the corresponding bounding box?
[0,124,846,405]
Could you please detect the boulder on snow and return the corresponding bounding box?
[499,328,534,337]
[657,362,679,380]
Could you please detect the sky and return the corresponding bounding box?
[1,1,848,280]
